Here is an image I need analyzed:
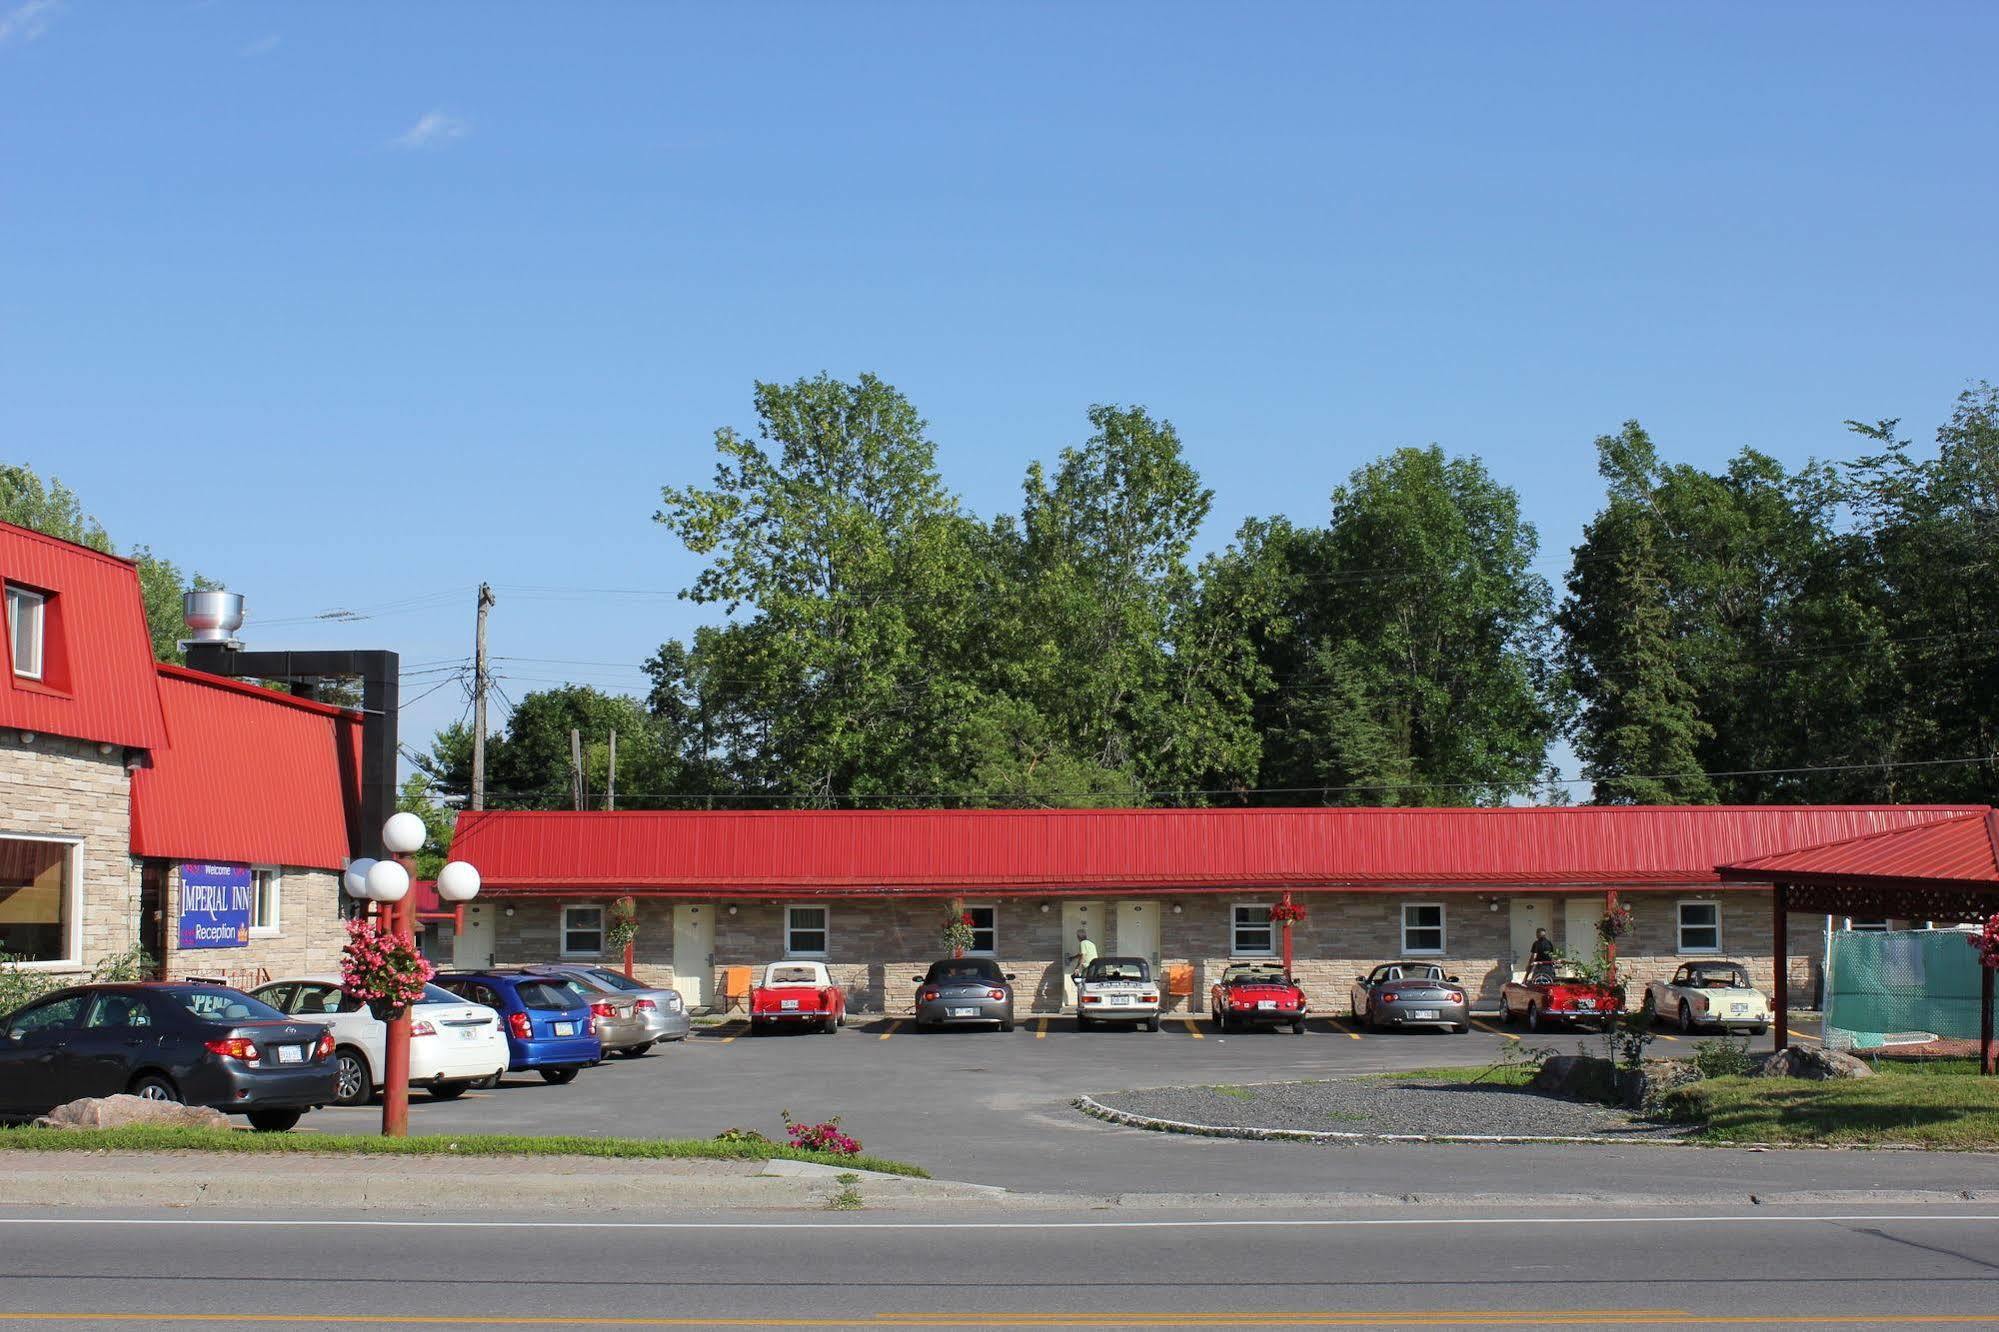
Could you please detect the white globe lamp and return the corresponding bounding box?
[365,859,411,904]
[382,812,428,856]
[343,857,379,900]
[435,860,481,903]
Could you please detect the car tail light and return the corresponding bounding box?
[988,989,1007,1001]
[314,1031,335,1060]
[205,1037,260,1063]
[1083,995,1101,1004]
[587,1017,597,1036]
[410,1020,438,1038]
[634,998,658,1014]
[591,1001,616,1020]
[921,989,940,1002]
[1381,992,1399,1004]
[1141,993,1158,1003]
[1447,992,1464,1005]
[507,1012,532,1040]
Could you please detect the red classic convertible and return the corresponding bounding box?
[749,961,846,1035]
[1501,961,1623,1032]
[1209,963,1308,1034]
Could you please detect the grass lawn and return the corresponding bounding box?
[1662,1066,1999,1149]
[1372,1064,1539,1087]
[0,1125,927,1176]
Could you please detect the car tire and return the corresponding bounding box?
[471,1073,501,1090]
[128,1073,180,1104]
[1143,1017,1159,1032]
[331,1048,371,1108]
[620,1043,655,1059]
[1526,1004,1543,1033]
[999,1017,1014,1033]
[539,1067,579,1085]
[820,1017,837,1034]
[1293,1020,1306,1034]
[428,1081,471,1101]
[1453,1023,1470,1034]
[1679,1001,1695,1035]
[246,1109,302,1132]
[1076,1014,1092,1031]
[1751,1024,1769,1036]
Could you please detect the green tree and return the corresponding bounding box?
[421,685,677,810]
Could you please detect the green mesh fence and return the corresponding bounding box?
[1824,928,1987,1052]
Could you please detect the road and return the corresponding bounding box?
[0,1205,1993,1329]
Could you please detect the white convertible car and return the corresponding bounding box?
[1640,961,1772,1035]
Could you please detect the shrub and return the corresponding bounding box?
[782,1110,861,1156]
[1691,1034,1758,1080]
[713,1126,774,1146]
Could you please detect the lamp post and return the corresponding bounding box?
[343,815,481,1138]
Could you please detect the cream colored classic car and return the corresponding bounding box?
[1640,961,1771,1034]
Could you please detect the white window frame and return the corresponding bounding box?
[6,587,44,681]
[1401,901,1446,956]
[249,866,282,937]
[963,902,997,956]
[0,832,81,970]
[1230,901,1275,958]
[784,904,829,959]
[560,903,606,959]
[1677,899,1722,954]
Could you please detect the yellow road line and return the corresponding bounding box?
[1034,1018,1047,1039]
[1651,1031,1680,1043]
[878,1020,901,1041]
[1180,1017,1204,1040]
[714,1024,744,1045]
[1327,1016,1363,1040]
[2,1310,1991,1327]
[1791,1028,1823,1043]
[1468,1018,1518,1042]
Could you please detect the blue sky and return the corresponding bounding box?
[5,2,1995,778]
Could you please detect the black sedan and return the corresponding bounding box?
[911,958,1016,1032]
[0,983,339,1131]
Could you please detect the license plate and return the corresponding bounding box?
[781,999,799,1011]
[553,1021,575,1036]
[459,1027,481,1041]
[1409,1009,1439,1020]
[275,1045,304,1065]
[1111,995,1131,1006]
[1731,1004,1749,1013]
[1257,1000,1276,1010]
[1575,999,1597,1010]
[949,1007,979,1018]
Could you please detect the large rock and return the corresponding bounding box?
[1530,1054,1618,1102]
[33,1095,232,1131]
[1757,1045,1874,1081]
[1617,1058,1703,1110]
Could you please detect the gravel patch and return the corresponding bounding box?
[1091,1077,1687,1140]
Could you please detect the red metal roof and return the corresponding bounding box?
[0,522,167,750]
[130,665,363,871]
[1719,810,1999,890]
[451,804,1987,899]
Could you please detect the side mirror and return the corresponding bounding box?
[5,1028,22,1041]
[1355,974,1366,983]
[1070,973,1082,985]
[1447,975,1462,983]
[910,976,924,984]
[1004,973,1017,982]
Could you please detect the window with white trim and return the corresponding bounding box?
[1677,900,1721,953]
[963,904,996,955]
[1844,918,1890,932]
[561,904,605,957]
[249,867,281,935]
[785,904,829,957]
[6,587,44,681]
[1231,902,1274,957]
[0,834,79,966]
[1402,902,1445,955]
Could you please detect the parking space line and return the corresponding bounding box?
[1651,1031,1680,1042]
[1034,1018,1047,1039]
[1468,1017,1519,1042]
[715,1024,743,1045]
[878,1020,901,1041]
[1327,1017,1363,1040]
[1792,1028,1823,1043]
[1179,1017,1204,1040]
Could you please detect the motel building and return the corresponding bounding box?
[0,521,361,989]
[446,803,1993,1015]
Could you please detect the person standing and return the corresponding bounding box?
[1064,927,1098,1010]
[1527,927,1556,972]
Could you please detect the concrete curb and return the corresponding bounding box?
[1072,1093,1685,1146]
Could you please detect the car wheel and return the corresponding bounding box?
[332,1048,372,1107]
[1076,1014,1092,1031]
[820,1016,837,1034]
[1143,1017,1159,1032]
[1453,1023,1470,1034]
[999,1016,1014,1033]
[471,1073,501,1090]
[621,1043,655,1059]
[245,1109,302,1132]
[1679,1001,1695,1034]
[1293,1020,1306,1034]
[129,1074,180,1103]
[428,1081,471,1101]
[539,1067,579,1085]
[1751,1024,1769,1036]
[1526,1004,1543,1033]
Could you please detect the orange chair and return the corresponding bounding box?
[1165,963,1195,998]
[722,965,753,1013]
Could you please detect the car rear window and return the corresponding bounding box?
[516,980,582,1011]
[1086,960,1150,982]
[584,968,644,992]
[174,988,287,1023]
[927,959,1003,982]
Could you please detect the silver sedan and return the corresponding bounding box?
[518,964,692,1055]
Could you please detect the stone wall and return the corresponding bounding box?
[487,887,1839,1015]
[161,864,345,983]
[0,731,139,977]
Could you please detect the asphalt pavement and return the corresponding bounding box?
[0,1204,1994,1329]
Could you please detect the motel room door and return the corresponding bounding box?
[453,901,496,970]
[1508,898,1553,979]
[1564,897,1603,958]
[1117,901,1160,973]
[672,904,715,1009]
[1061,900,1103,1009]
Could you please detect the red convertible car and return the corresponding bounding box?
[749,961,846,1035]
[1500,961,1623,1032]
[1209,963,1308,1033]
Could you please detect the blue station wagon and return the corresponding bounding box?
[433,971,602,1084]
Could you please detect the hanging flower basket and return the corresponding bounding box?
[1969,914,1999,969]
[1268,902,1308,926]
[941,912,978,954]
[1598,903,1635,943]
[339,918,435,1023]
[607,896,640,952]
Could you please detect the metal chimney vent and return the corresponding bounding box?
[182,590,246,646]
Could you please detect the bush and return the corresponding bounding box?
[0,946,159,1018]
[781,1110,861,1156]
[1691,1034,1758,1080]
[713,1126,774,1146]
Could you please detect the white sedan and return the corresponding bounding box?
[252,977,510,1107]
[1640,961,1773,1035]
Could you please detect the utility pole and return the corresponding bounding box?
[606,729,617,811]
[570,728,584,811]
[470,583,496,811]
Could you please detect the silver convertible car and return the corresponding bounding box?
[912,958,1016,1032]
[1349,961,1471,1033]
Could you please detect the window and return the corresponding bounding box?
[5,587,44,680]
[250,868,281,936]
[963,904,996,954]
[1231,903,1274,957]
[785,905,829,957]
[560,905,604,957]
[0,835,78,966]
[1677,901,1721,953]
[1844,918,1890,932]
[4,993,84,1036]
[1401,903,1446,955]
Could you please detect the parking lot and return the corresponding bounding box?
[309,1010,1836,1194]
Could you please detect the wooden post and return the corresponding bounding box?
[1280,890,1295,978]
[624,939,636,980]
[1604,888,1619,984]
[1772,883,1789,1053]
[381,852,418,1139]
[1982,965,1994,1076]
